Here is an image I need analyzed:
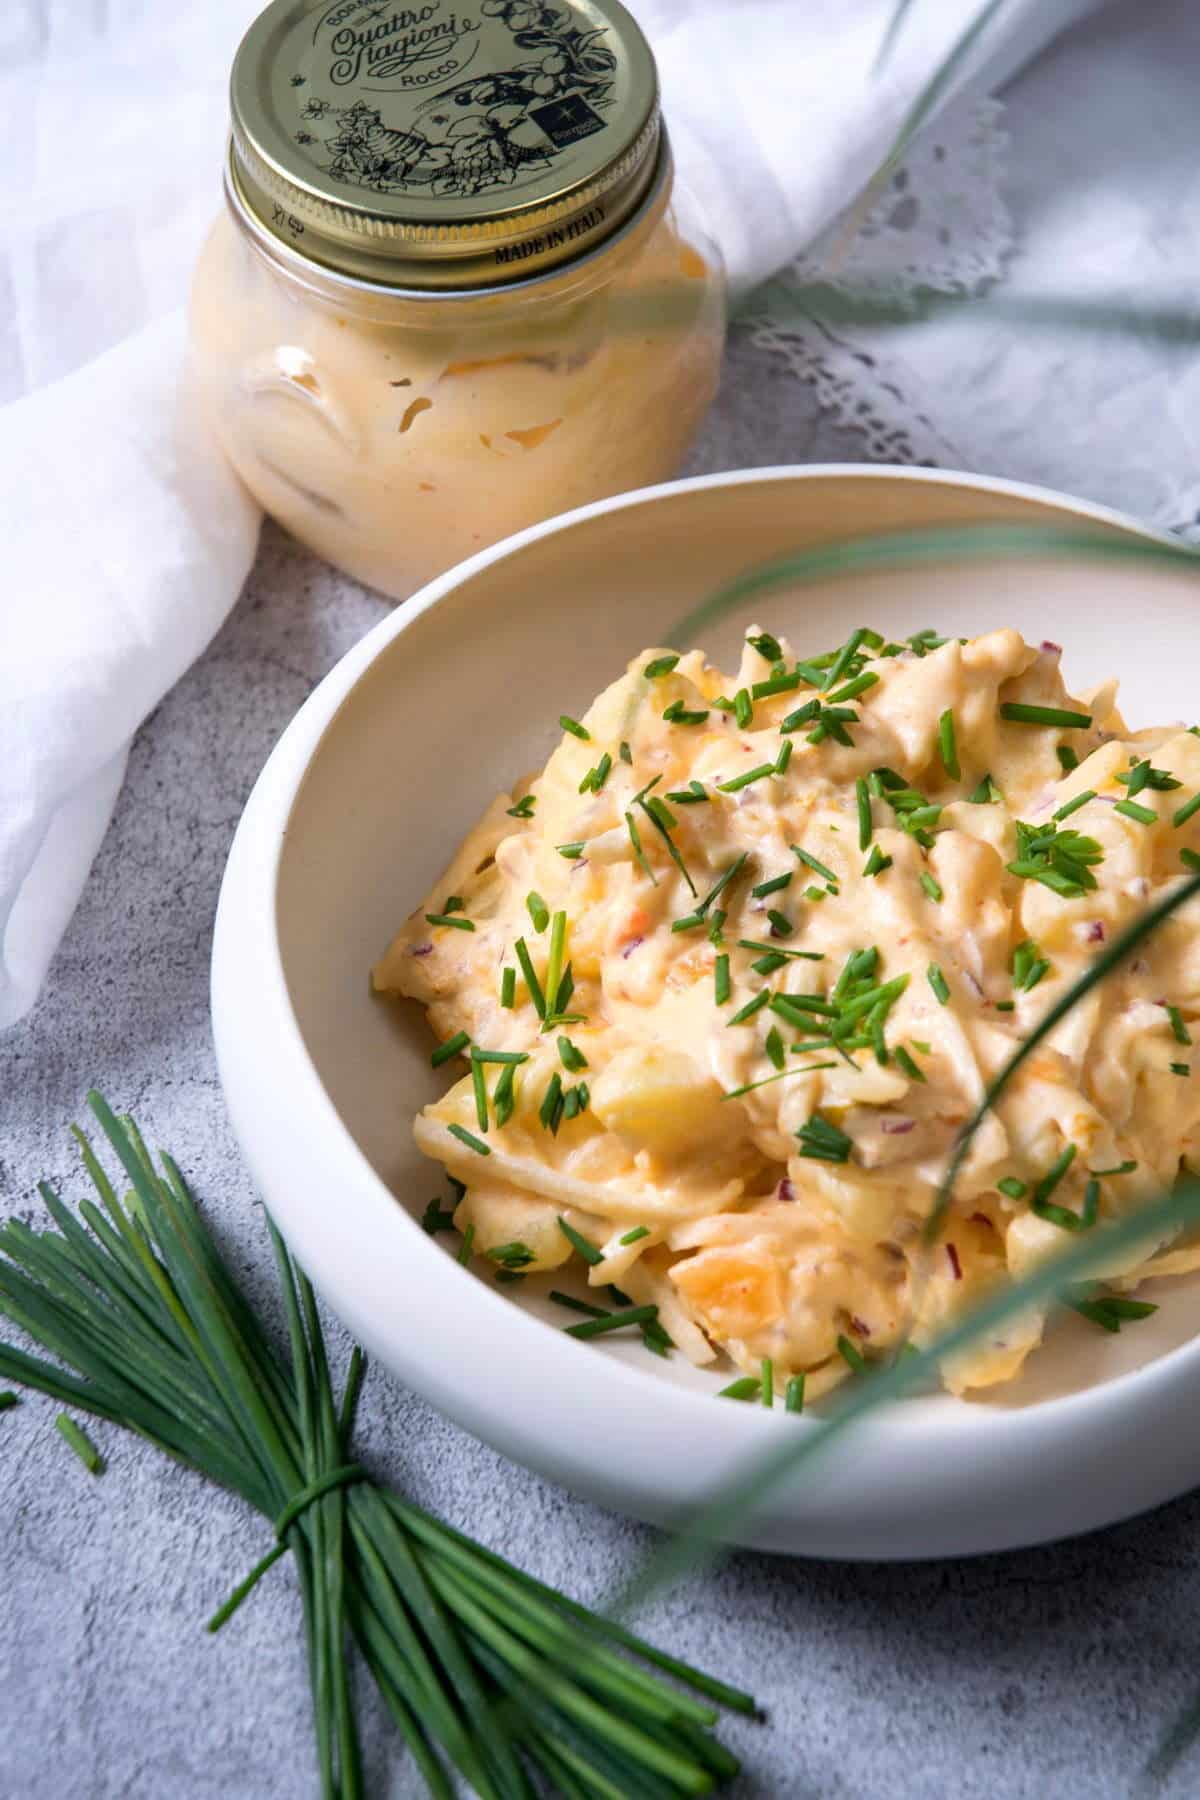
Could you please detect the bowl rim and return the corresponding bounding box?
[212,462,1200,1546]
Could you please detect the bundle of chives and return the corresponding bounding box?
[0,1094,754,1799]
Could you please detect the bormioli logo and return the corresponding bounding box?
[323,6,480,88]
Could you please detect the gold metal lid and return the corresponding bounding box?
[230,0,661,289]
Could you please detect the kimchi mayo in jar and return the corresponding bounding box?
[190,0,725,600]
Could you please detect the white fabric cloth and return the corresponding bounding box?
[0,0,1098,1028]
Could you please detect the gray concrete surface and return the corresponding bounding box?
[5,308,1200,1798]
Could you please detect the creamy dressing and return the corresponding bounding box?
[376,625,1200,1397]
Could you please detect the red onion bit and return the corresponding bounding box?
[946,1242,963,1281]
[849,1314,872,1339]
[410,943,434,958]
[777,1177,796,1203]
[1040,640,1063,657]
[880,1115,916,1136]
[621,936,644,960]
[1085,921,1106,943]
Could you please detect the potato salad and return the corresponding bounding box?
[374,623,1200,1402]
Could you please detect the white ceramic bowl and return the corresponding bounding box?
[212,465,1200,1559]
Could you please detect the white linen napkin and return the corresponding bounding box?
[0,0,1097,1028]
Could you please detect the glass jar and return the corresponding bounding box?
[189,0,725,602]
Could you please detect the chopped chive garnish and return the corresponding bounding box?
[447,1123,490,1157]
[558,1036,588,1072]
[579,751,613,793]
[723,1063,839,1099]
[967,773,1001,805]
[486,1241,535,1269]
[643,654,680,678]
[775,738,794,776]
[733,688,753,728]
[919,870,943,902]
[639,795,697,896]
[792,846,838,885]
[714,954,731,1005]
[696,853,750,917]
[1091,1160,1137,1176]
[426,912,474,932]
[937,708,960,781]
[539,1072,564,1131]
[1032,1142,1077,1207]
[747,630,784,662]
[671,913,704,935]
[767,908,793,937]
[1173,792,1200,829]
[796,1113,852,1163]
[443,895,465,914]
[737,940,823,960]
[56,1414,103,1475]
[1057,745,1080,774]
[751,672,802,699]
[836,1334,868,1375]
[785,1374,806,1414]
[856,777,873,851]
[997,1176,1028,1200]
[541,912,567,1029]
[493,1063,516,1128]
[995,1000,1016,1012]
[470,1048,529,1065]
[760,1358,774,1408]
[549,1291,609,1319]
[499,967,516,1009]
[1053,788,1095,822]
[1167,1004,1192,1046]
[430,1030,470,1069]
[513,938,545,1019]
[1114,797,1157,825]
[780,699,821,733]
[1000,702,1093,729]
[457,1223,475,1265]
[560,715,590,740]
[667,780,709,805]
[753,953,788,976]
[470,1059,490,1132]
[863,846,891,877]
[1119,758,1180,794]
[927,964,951,1005]
[507,794,536,819]
[893,1044,926,1083]
[557,1216,603,1264]
[717,761,776,793]
[564,1305,659,1340]
[0,1393,18,1411]
[421,1197,456,1234]
[623,809,657,885]
[803,885,827,902]
[826,671,879,705]
[765,1025,786,1069]
[1007,819,1104,897]
[526,892,549,932]
[619,1226,650,1246]
[619,740,632,764]
[728,990,769,1026]
[1183,849,1200,872]
[752,872,793,899]
[1172,1061,1191,1077]
[663,699,709,726]
[717,1378,761,1401]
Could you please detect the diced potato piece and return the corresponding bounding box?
[454,1180,572,1273]
[589,1044,734,1158]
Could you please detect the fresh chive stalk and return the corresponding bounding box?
[0,1098,754,1796]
